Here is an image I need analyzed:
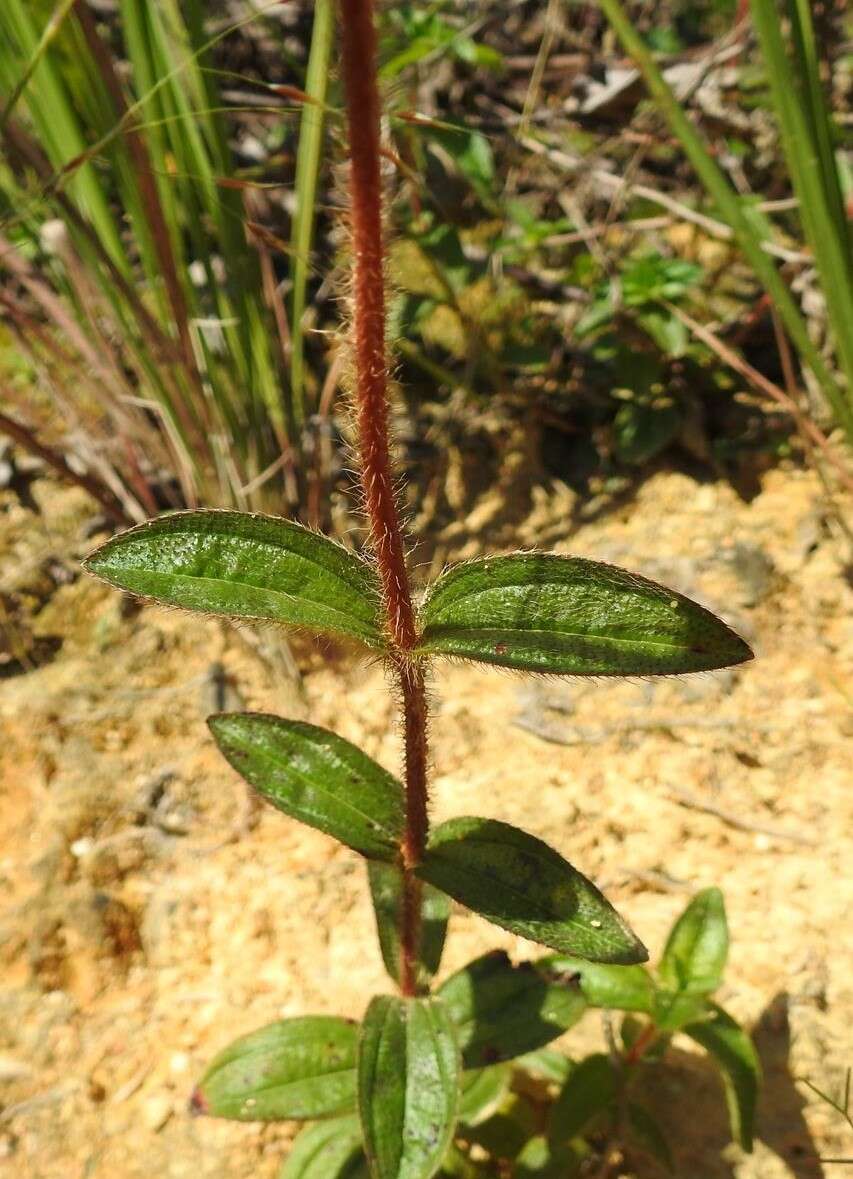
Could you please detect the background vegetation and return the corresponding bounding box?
[1,0,850,535]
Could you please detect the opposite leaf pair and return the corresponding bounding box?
[210,711,646,964]
[84,509,752,675]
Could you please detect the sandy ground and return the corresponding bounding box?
[1,464,851,1178]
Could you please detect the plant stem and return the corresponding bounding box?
[339,0,427,998]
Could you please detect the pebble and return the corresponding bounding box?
[142,1094,173,1132]
[0,1055,31,1083]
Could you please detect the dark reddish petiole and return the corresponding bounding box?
[339,0,428,997]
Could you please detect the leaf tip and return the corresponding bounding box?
[616,936,650,967]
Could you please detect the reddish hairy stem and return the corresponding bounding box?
[339,0,428,997]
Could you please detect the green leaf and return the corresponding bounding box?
[683,1003,760,1151]
[417,555,753,676]
[658,888,728,996]
[280,1116,364,1179]
[193,1016,357,1121]
[368,862,450,988]
[516,1135,582,1177]
[458,1065,512,1126]
[626,1103,674,1173]
[539,956,655,1013]
[358,995,460,1179]
[514,1049,574,1085]
[653,990,709,1033]
[417,818,647,964]
[462,1092,538,1160]
[84,510,384,648]
[613,401,682,465]
[636,308,689,356]
[209,714,404,861]
[621,254,702,304]
[549,1054,617,1144]
[438,951,586,1068]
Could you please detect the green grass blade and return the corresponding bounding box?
[0,0,126,269]
[290,0,335,429]
[750,0,853,416]
[0,0,77,133]
[596,0,853,441]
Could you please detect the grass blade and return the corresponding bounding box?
[290,0,335,429]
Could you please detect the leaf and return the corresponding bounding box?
[458,1065,512,1126]
[621,254,702,304]
[193,1016,357,1121]
[658,888,728,996]
[417,818,647,964]
[683,1004,760,1151]
[437,950,586,1068]
[280,1116,364,1179]
[653,990,709,1033]
[84,510,384,648]
[516,1136,583,1178]
[417,554,753,676]
[514,1049,574,1085]
[358,995,460,1179]
[209,714,404,861]
[368,862,450,988]
[613,401,681,465]
[539,955,655,1013]
[549,1054,617,1144]
[626,1103,674,1173]
[636,308,689,357]
[462,1092,538,1160]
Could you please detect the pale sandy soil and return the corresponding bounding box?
[1,465,851,1178]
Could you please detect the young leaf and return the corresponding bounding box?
[683,1004,760,1151]
[653,989,711,1033]
[280,1115,364,1179]
[417,554,752,675]
[658,888,728,995]
[358,995,460,1179]
[437,950,586,1068]
[461,1092,538,1160]
[193,1016,357,1121]
[514,1049,574,1085]
[208,713,404,861]
[539,955,655,1013]
[516,1135,583,1178]
[626,1102,674,1173]
[84,510,384,647]
[549,1053,617,1144]
[458,1064,512,1126]
[417,818,647,964]
[368,862,450,987]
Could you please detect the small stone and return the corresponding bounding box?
[0,1055,32,1083]
[142,1093,173,1132]
[169,1052,190,1075]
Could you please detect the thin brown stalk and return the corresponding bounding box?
[0,407,132,526]
[73,0,198,379]
[339,0,427,998]
[665,300,853,495]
